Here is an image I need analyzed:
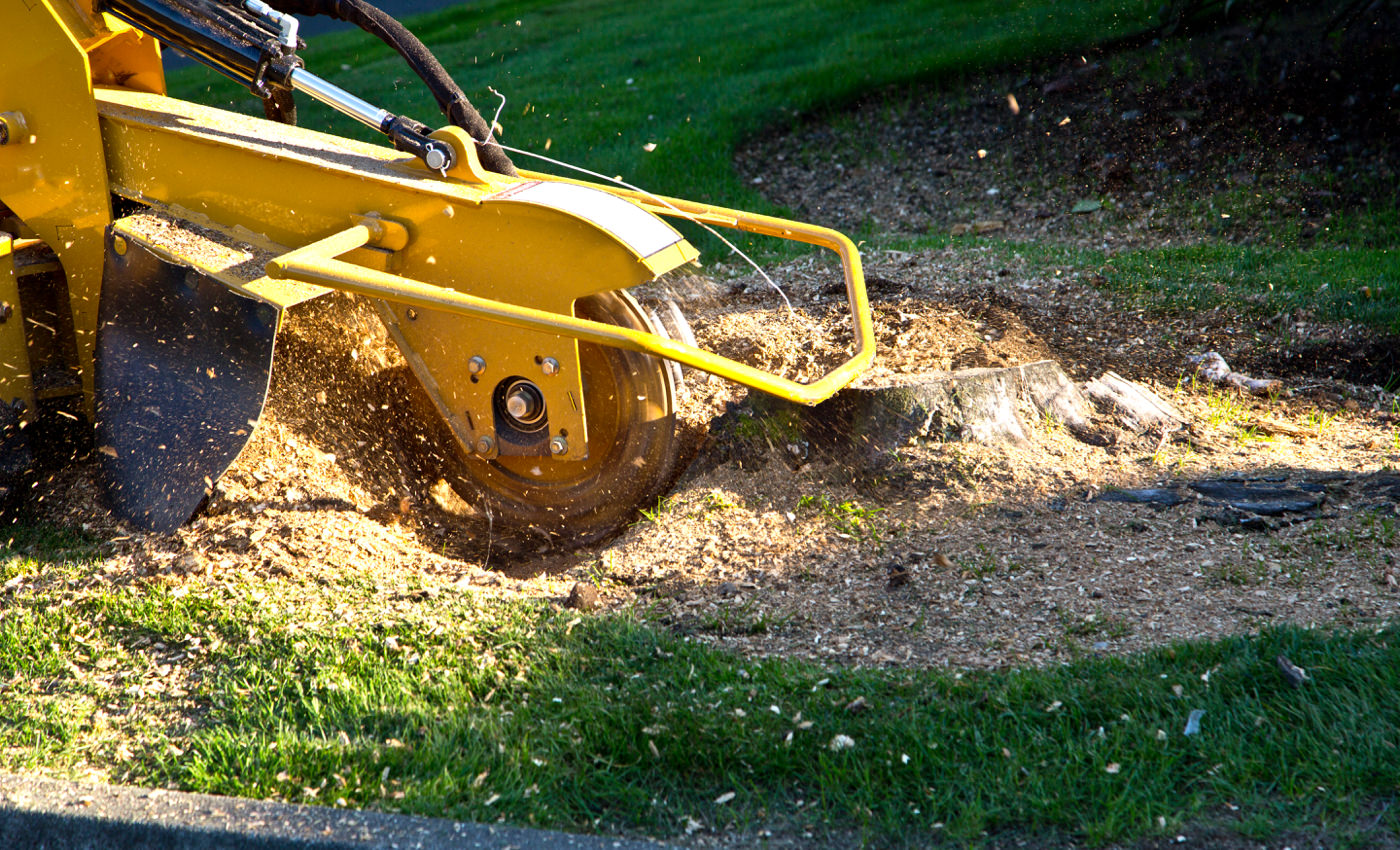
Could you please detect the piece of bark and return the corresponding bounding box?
[565,582,601,611]
[1276,654,1308,688]
[1244,417,1316,439]
[1188,351,1281,396]
[1083,371,1188,434]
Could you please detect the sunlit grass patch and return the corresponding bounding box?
[1100,243,1400,333]
[3,518,1400,845]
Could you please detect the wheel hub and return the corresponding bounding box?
[501,378,546,429]
[427,291,684,546]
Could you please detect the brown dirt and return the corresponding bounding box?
[736,5,1398,253]
[21,5,1400,680]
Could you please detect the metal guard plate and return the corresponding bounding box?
[96,223,278,532]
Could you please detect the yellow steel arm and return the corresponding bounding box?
[266,204,873,407]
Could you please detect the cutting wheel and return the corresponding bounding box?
[442,290,683,546]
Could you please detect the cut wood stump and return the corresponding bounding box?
[742,360,1157,460]
[847,360,1094,445]
[1083,371,1188,434]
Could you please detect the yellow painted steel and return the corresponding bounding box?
[0,0,126,412]
[109,210,330,310]
[264,206,874,407]
[83,22,166,96]
[93,87,700,459]
[0,234,36,420]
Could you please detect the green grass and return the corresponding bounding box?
[1100,244,1400,333]
[797,493,898,549]
[165,0,1157,215]
[882,232,1400,336]
[4,530,1400,845]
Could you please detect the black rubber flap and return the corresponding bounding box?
[96,226,278,532]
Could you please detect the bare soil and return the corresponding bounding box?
[737,5,1398,254]
[20,6,1400,681]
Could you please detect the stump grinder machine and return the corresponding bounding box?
[1,0,874,544]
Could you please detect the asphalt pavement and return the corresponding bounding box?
[0,773,677,850]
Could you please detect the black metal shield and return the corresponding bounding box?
[96,225,278,532]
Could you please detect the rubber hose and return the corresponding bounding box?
[266,0,517,175]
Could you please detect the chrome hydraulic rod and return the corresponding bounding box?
[289,68,391,131]
[289,69,453,171]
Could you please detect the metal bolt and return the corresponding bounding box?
[548,436,568,456]
[112,235,127,256]
[424,145,450,172]
[475,434,496,454]
[540,357,560,376]
[502,380,546,427]
[467,356,486,376]
[406,307,418,320]
[506,390,542,422]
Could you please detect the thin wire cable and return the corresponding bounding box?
[477,88,796,314]
[507,143,797,314]
[485,85,507,146]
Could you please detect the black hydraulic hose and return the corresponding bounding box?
[104,0,280,88]
[263,87,297,124]
[265,0,517,176]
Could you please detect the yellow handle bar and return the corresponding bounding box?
[265,198,874,407]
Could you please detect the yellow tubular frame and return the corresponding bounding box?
[267,197,875,407]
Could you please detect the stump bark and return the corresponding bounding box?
[842,360,1093,446]
[1083,371,1188,434]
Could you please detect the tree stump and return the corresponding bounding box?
[844,360,1094,446]
[1083,371,1188,434]
[738,359,1158,463]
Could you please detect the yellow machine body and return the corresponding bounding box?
[0,0,874,537]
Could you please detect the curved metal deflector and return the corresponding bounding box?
[96,226,278,532]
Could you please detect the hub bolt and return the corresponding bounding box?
[548,436,568,456]
[0,112,28,146]
[540,357,560,376]
[506,388,543,422]
[475,434,496,454]
[467,356,486,376]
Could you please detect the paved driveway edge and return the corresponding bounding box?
[0,773,673,849]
